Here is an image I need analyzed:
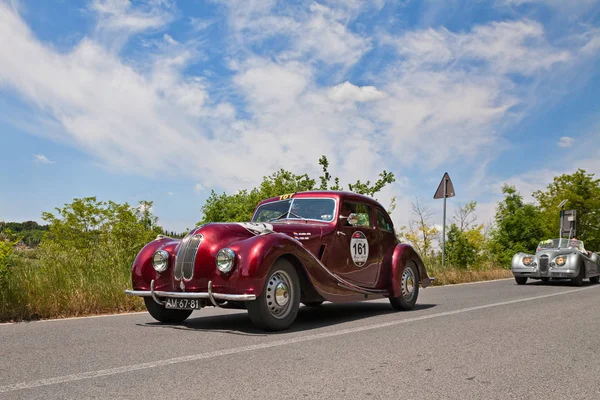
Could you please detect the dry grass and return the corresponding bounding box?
[1,255,512,322]
[427,267,512,286]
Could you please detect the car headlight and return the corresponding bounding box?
[216,248,236,273]
[555,256,566,266]
[522,256,533,266]
[152,250,169,272]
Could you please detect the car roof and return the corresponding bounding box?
[255,190,388,211]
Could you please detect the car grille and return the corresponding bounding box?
[539,255,549,273]
[174,234,203,281]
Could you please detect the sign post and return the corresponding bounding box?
[433,172,455,269]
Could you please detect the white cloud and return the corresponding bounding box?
[168,191,174,196]
[1,1,597,234]
[33,154,55,164]
[89,0,174,50]
[557,136,575,147]
[327,81,387,103]
[392,20,570,76]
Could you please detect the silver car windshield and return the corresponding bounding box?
[537,238,584,251]
[252,198,336,223]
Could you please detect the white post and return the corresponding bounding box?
[442,178,447,270]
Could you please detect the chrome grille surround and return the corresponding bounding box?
[174,233,203,281]
[539,255,549,273]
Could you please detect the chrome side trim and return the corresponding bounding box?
[286,235,389,295]
[125,281,256,302]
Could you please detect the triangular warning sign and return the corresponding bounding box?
[433,172,455,199]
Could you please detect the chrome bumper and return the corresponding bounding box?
[125,280,256,307]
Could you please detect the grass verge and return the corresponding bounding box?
[427,267,513,286]
[1,256,512,323]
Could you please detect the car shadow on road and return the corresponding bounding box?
[136,302,437,336]
[525,279,595,287]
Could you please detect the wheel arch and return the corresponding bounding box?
[279,253,324,303]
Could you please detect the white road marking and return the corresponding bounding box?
[0,285,596,394]
[0,311,148,326]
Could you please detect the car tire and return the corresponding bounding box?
[541,278,550,282]
[143,297,193,323]
[515,277,528,285]
[389,262,419,311]
[589,276,600,284]
[571,263,584,287]
[302,300,324,307]
[246,259,300,331]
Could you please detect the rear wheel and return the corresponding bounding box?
[246,259,300,331]
[515,277,528,285]
[390,262,419,311]
[144,297,193,323]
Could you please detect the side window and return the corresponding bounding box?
[376,209,394,233]
[340,202,373,228]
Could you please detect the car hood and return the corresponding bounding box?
[534,249,579,258]
[188,221,331,247]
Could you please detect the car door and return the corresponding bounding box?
[375,208,398,281]
[326,201,381,287]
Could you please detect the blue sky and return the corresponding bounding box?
[0,0,599,233]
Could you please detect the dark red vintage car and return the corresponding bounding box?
[126,191,433,331]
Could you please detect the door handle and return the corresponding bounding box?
[336,231,346,236]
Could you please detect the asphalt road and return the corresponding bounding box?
[2,278,600,400]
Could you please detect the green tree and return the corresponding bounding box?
[199,155,396,224]
[532,169,600,250]
[490,184,545,267]
[445,202,485,269]
[397,198,439,261]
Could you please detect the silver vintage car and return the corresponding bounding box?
[511,238,600,286]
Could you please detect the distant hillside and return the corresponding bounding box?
[0,221,49,247]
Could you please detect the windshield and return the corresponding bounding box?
[252,198,336,223]
[537,238,584,251]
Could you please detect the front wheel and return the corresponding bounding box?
[389,262,419,311]
[144,297,193,323]
[515,277,528,285]
[571,263,584,286]
[246,259,300,331]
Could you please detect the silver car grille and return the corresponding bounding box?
[174,234,203,281]
[539,255,549,273]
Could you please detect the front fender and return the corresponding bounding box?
[131,237,180,290]
[389,244,431,298]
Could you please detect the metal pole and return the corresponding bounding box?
[442,178,447,270]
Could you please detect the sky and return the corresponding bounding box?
[0,0,599,234]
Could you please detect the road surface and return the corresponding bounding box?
[1,278,600,399]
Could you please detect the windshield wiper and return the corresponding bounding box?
[269,211,305,222]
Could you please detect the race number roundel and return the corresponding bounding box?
[350,231,369,267]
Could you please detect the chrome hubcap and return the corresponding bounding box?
[402,267,415,301]
[266,271,293,319]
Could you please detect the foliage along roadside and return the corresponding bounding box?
[1,155,599,321]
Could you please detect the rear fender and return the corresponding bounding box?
[390,244,432,298]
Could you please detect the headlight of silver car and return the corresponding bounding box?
[216,248,236,273]
[152,250,169,272]
[522,256,533,266]
[555,256,566,266]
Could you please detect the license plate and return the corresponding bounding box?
[165,298,203,310]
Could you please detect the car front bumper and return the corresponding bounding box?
[511,267,578,279]
[125,280,257,307]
